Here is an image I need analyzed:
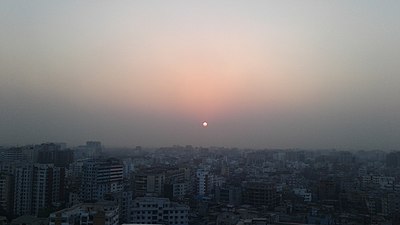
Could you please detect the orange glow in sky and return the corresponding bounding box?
[2,1,400,149]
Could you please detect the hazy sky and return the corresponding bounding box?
[1,1,400,149]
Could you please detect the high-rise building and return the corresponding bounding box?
[195,168,214,197]
[13,164,33,216]
[0,173,14,216]
[31,164,66,215]
[5,162,66,216]
[80,159,123,202]
[74,141,103,160]
[134,168,165,197]
[164,168,190,200]
[215,185,242,206]
[242,182,279,209]
[36,144,74,168]
[0,147,35,163]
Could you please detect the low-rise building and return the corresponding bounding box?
[129,197,189,225]
[49,201,119,225]
[11,215,48,225]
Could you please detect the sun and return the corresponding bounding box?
[202,121,208,127]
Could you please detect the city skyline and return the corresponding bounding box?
[1,1,400,150]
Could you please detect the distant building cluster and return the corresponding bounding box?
[0,142,400,224]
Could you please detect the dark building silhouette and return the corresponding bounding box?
[0,173,14,217]
[318,178,337,200]
[134,168,165,197]
[242,182,279,209]
[36,143,73,168]
[386,152,400,168]
[215,185,242,206]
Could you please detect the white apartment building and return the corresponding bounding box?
[195,169,210,196]
[5,163,65,216]
[31,164,65,215]
[129,197,189,225]
[80,159,123,202]
[195,168,222,197]
[13,164,33,216]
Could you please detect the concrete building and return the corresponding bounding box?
[36,147,73,168]
[215,185,242,206]
[13,164,33,216]
[49,201,119,225]
[242,182,279,209]
[129,197,189,225]
[31,164,66,215]
[122,158,135,178]
[164,182,188,200]
[195,169,211,197]
[74,141,103,160]
[0,146,37,163]
[105,191,133,224]
[134,169,165,197]
[80,159,123,202]
[164,168,190,200]
[0,173,14,216]
[7,162,66,216]
[0,148,26,162]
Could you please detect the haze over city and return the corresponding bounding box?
[1,1,400,149]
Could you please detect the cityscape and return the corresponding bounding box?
[0,142,400,225]
[2,1,400,225]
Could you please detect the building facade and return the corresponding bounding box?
[242,182,279,209]
[80,159,123,202]
[31,164,66,215]
[129,197,189,225]
[0,173,14,216]
[49,201,119,225]
[134,169,165,197]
